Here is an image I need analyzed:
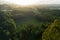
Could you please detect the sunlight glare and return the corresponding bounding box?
[7,0,39,6]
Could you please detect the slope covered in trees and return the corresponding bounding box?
[0,4,60,40]
[0,11,17,40]
[42,19,60,40]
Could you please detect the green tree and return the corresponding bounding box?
[0,11,17,40]
[17,24,46,40]
[42,19,60,40]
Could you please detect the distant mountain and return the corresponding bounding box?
[0,4,60,24]
[0,4,60,11]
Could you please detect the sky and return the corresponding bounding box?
[0,0,60,4]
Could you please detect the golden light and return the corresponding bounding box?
[6,0,39,6]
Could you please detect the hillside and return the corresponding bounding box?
[0,4,60,24]
[42,18,60,40]
[0,4,60,40]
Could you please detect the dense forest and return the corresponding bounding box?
[0,4,60,40]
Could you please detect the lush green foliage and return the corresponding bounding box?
[0,5,60,40]
[42,19,60,40]
[0,11,17,40]
[16,24,47,40]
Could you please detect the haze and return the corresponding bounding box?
[0,0,60,4]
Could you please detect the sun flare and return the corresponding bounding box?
[6,0,39,6]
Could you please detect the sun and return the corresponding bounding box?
[6,0,39,6]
